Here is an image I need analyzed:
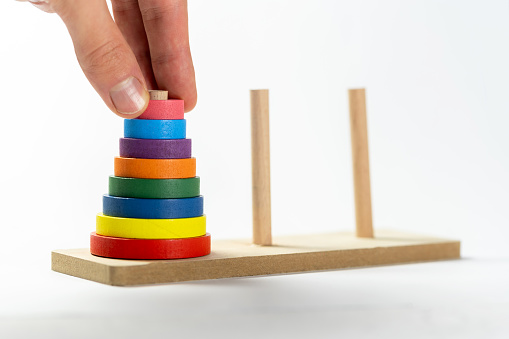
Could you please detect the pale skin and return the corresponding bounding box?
[21,0,197,118]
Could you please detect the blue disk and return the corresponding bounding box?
[124,119,186,139]
[103,195,203,219]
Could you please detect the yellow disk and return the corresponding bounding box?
[96,214,206,239]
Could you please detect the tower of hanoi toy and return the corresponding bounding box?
[89,90,211,259]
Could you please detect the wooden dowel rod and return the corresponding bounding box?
[250,89,272,246]
[149,90,168,100]
[349,88,374,238]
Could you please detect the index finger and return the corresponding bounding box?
[138,0,197,112]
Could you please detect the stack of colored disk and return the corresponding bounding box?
[90,94,211,260]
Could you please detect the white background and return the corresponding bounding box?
[0,0,508,338]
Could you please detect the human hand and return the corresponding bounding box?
[20,0,197,118]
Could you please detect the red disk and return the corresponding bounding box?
[90,232,211,260]
[137,100,184,120]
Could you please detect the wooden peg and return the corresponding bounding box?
[250,89,272,246]
[349,88,374,238]
[149,90,169,100]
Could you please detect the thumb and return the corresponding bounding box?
[52,0,149,118]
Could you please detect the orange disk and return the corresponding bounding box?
[114,157,196,179]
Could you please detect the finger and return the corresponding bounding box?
[52,0,150,118]
[139,0,197,112]
[111,0,158,90]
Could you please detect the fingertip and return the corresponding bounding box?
[183,92,197,113]
[112,92,150,119]
[114,99,150,119]
[110,76,150,119]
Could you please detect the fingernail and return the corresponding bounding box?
[110,77,149,115]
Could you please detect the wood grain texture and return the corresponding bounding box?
[250,90,272,245]
[52,230,461,286]
[349,88,374,238]
[149,90,168,100]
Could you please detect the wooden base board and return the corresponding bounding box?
[52,230,460,286]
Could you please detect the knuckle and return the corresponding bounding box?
[140,2,180,23]
[150,45,190,67]
[150,53,173,67]
[111,0,140,14]
[80,40,130,76]
[140,5,165,22]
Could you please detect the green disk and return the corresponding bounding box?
[109,176,200,199]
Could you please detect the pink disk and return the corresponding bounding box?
[137,100,184,120]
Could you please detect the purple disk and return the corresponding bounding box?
[119,138,192,159]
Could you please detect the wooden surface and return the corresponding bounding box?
[52,230,460,286]
[149,90,169,100]
[349,88,374,238]
[250,89,272,245]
